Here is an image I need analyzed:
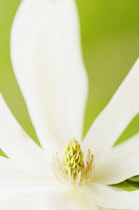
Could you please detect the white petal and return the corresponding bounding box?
[11,0,88,155]
[0,199,34,210]
[0,186,65,210]
[0,156,56,187]
[100,208,127,210]
[0,94,48,169]
[83,58,139,167]
[94,133,139,185]
[0,186,95,210]
[81,183,139,209]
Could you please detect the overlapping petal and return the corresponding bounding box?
[81,183,139,209]
[0,186,95,210]
[94,133,139,185]
[11,0,88,156]
[83,58,139,168]
[0,156,56,187]
[0,186,65,210]
[0,199,33,210]
[0,94,48,169]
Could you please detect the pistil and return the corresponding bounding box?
[53,138,94,185]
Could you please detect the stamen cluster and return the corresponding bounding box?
[53,138,94,185]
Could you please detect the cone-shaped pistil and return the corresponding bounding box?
[53,138,94,185]
[63,139,84,179]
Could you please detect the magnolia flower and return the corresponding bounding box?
[1,0,139,209]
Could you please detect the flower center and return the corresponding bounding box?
[53,138,94,185]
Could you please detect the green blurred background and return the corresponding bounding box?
[0,0,139,149]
